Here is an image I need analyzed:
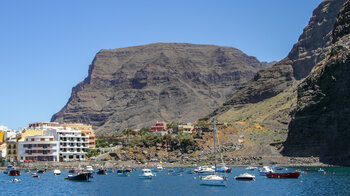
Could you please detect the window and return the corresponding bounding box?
[31,138,34,141]
[49,138,53,141]
[41,138,45,141]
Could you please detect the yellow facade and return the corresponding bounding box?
[178,125,195,133]
[6,141,18,162]
[0,131,4,143]
[20,129,44,141]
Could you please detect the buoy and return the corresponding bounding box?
[304,172,307,175]
[324,171,326,175]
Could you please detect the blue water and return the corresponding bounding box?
[1,167,350,196]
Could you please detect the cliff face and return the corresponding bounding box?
[208,0,346,131]
[284,0,350,164]
[52,43,268,134]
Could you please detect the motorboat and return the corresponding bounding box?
[9,170,20,176]
[11,177,21,182]
[266,171,301,178]
[156,164,163,170]
[200,174,226,186]
[216,163,232,173]
[86,166,94,174]
[96,169,107,175]
[197,166,215,175]
[235,173,255,181]
[67,172,90,181]
[259,166,274,176]
[32,173,40,178]
[54,169,61,175]
[3,164,14,174]
[245,166,257,171]
[117,169,130,177]
[139,169,155,179]
[68,167,77,174]
[318,168,325,172]
[37,169,46,173]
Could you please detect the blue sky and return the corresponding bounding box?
[0,0,322,129]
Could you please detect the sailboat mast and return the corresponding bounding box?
[213,119,216,170]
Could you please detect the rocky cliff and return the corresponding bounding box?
[208,0,346,131]
[283,0,350,165]
[52,43,269,134]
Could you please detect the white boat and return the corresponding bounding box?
[235,173,255,180]
[156,164,163,170]
[139,169,155,179]
[259,166,274,176]
[86,166,94,174]
[199,119,227,186]
[245,166,257,171]
[200,174,226,186]
[318,168,325,172]
[197,165,215,175]
[53,169,61,175]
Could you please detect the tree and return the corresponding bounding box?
[122,129,136,143]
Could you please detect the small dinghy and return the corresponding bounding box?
[235,173,255,181]
[54,169,61,176]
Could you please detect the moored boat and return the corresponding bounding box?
[235,173,255,181]
[67,172,90,181]
[199,174,226,186]
[96,169,107,175]
[54,169,61,175]
[32,173,40,178]
[68,167,77,173]
[86,166,94,174]
[3,164,14,174]
[245,166,257,171]
[266,171,301,178]
[216,163,232,173]
[139,169,155,179]
[259,166,274,176]
[9,170,20,176]
[37,169,46,173]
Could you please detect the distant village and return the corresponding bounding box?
[0,121,209,164]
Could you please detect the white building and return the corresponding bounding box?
[18,135,59,162]
[45,128,89,162]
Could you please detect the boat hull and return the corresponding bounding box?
[235,177,254,181]
[200,179,226,186]
[9,170,20,176]
[266,172,301,178]
[139,175,152,179]
[68,173,90,181]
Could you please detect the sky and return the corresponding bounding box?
[0,0,323,130]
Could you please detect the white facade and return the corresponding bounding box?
[18,135,59,162]
[45,128,88,162]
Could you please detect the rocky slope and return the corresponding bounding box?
[283,0,350,165]
[208,0,346,131]
[52,43,269,134]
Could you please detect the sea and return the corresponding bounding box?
[1,167,350,196]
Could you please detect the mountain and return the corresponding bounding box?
[208,0,346,132]
[52,43,270,134]
[283,0,350,165]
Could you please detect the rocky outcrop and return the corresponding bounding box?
[283,0,350,165]
[207,0,346,128]
[52,43,269,134]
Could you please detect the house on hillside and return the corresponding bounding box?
[149,122,168,136]
[176,123,194,134]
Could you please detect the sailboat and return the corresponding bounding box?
[199,119,227,186]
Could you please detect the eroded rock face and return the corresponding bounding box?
[207,0,346,124]
[283,0,350,164]
[52,43,269,134]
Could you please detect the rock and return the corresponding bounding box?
[142,150,148,155]
[284,0,350,165]
[51,43,270,134]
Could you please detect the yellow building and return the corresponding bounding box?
[6,141,17,162]
[0,131,4,143]
[63,123,96,148]
[177,123,195,134]
[19,129,44,141]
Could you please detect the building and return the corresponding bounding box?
[6,140,17,162]
[0,143,7,159]
[63,123,96,148]
[18,135,59,162]
[177,123,195,134]
[28,122,61,130]
[149,122,168,136]
[20,129,44,140]
[45,127,89,162]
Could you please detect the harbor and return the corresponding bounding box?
[2,166,350,195]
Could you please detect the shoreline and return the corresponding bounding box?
[1,158,340,170]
